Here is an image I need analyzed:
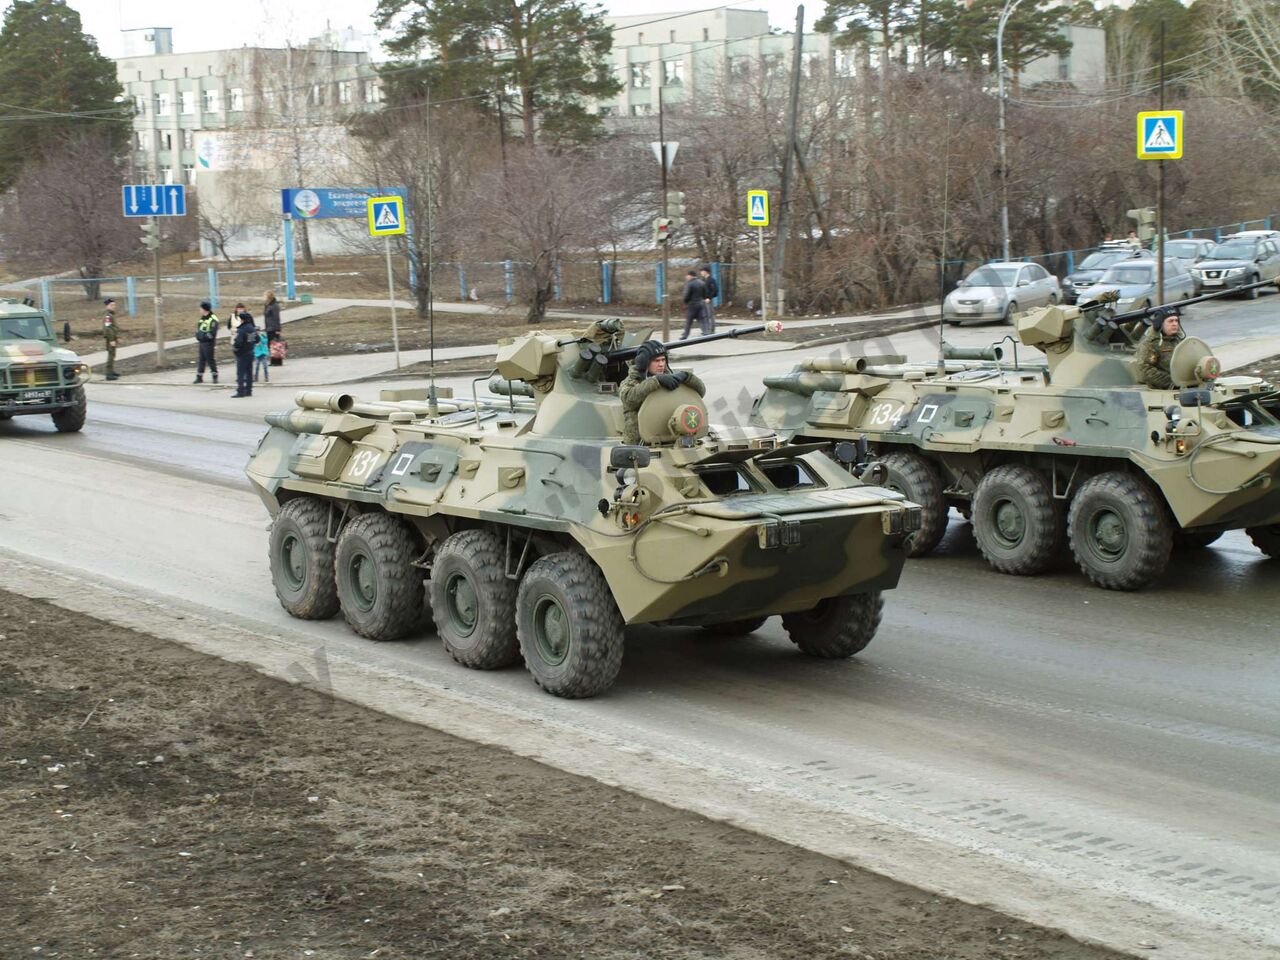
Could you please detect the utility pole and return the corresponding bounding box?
[1156,20,1166,305]
[770,4,804,318]
[996,0,1024,262]
[153,220,164,366]
[658,85,670,339]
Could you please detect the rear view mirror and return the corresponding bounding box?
[610,445,651,470]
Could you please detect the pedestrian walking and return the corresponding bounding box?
[253,326,270,383]
[263,290,281,343]
[231,310,258,398]
[101,298,120,381]
[194,300,220,384]
[680,270,708,340]
[698,266,718,333]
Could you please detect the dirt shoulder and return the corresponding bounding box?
[0,591,1120,960]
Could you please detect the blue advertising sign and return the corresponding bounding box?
[122,183,186,217]
[280,187,408,220]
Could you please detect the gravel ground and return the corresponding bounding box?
[0,591,1124,960]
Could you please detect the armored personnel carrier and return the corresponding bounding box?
[0,298,89,431]
[753,299,1280,591]
[246,320,920,698]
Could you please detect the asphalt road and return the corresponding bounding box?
[2,293,1278,959]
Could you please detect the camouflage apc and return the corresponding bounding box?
[753,298,1280,591]
[0,299,90,431]
[246,320,921,698]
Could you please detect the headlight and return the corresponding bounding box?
[1116,297,1135,307]
[1190,268,1203,276]
[1226,267,1245,276]
[984,295,1000,308]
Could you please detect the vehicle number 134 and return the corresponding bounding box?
[867,401,902,428]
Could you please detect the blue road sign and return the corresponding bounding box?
[122,183,187,217]
[280,186,407,220]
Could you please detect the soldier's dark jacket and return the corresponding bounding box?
[620,365,706,444]
[1135,328,1184,389]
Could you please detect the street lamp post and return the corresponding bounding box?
[995,0,1024,262]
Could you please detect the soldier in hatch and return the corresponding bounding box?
[1135,306,1185,389]
[620,339,706,445]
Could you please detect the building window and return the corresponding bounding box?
[309,83,326,106]
[363,79,382,103]
[230,87,244,111]
[803,53,823,78]
[637,31,644,44]
[180,90,194,114]
[182,129,194,149]
[763,53,784,77]
[183,163,196,184]
[134,130,147,150]
[630,62,651,88]
[160,166,173,185]
[669,30,675,42]
[663,60,684,86]
[203,89,220,112]
[834,49,856,77]
[702,27,709,41]
[159,131,172,151]
[133,95,146,116]
[630,103,652,117]
[339,81,353,104]
[599,104,618,117]
[728,55,751,79]
[155,92,171,115]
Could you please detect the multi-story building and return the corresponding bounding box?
[115,28,381,187]
[596,8,1106,118]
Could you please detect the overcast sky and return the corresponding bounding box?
[69,1,827,58]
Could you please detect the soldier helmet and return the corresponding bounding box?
[633,339,667,372]
[1148,305,1180,328]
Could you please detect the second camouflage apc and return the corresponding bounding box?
[246,320,920,698]
[752,300,1280,590]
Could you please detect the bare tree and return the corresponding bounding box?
[0,131,137,300]
[465,149,621,323]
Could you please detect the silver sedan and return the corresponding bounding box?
[944,262,1061,325]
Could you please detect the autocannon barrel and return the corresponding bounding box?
[489,376,536,398]
[607,321,783,364]
[761,370,846,396]
[941,343,1004,362]
[265,410,330,434]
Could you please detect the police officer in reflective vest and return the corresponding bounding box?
[194,300,220,384]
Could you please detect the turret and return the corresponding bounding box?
[487,319,784,442]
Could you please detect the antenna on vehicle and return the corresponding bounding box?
[936,115,953,376]
[425,85,439,418]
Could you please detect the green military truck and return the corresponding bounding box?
[0,299,90,432]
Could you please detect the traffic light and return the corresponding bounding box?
[140,219,160,251]
[653,216,673,246]
[1127,207,1156,241]
[665,190,686,227]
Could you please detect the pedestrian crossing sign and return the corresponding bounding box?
[367,195,406,236]
[747,190,769,227]
[1137,110,1183,160]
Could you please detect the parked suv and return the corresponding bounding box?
[1190,233,1280,298]
[0,299,89,432]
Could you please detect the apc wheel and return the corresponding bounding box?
[335,512,423,641]
[702,617,769,635]
[782,592,883,659]
[972,464,1062,575]
[270,498,340,620]
[517,552,624,698]
[1173,529,1223,550]
[1246,525,1280,558]
[1245,274,1261,299]
[51,387,86,433]
[1068,472,1172,590]
[877,451,947,557]
[430,529,520,669]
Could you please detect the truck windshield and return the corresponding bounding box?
[0,316,52,340]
